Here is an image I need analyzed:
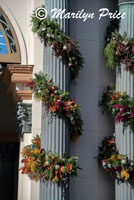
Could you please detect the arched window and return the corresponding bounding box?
[0,7,21,63]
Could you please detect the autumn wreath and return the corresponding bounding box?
[97,136,134,183]
[27,72,83,138]
[20,135,80,188]
[31,6,84,80]
[99,85,134,131]
[104,31,134,73]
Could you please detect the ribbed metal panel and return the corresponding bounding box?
[119,0,134,3]
[40,1,69,200]
[119,0,134,5]
[116,2,134,200]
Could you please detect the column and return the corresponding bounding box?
[40,1,69,200]
[116,1,134,200]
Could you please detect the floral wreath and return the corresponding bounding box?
[27,72,83,138]
[99,85,134,131]
[97,136,134,183]
[104,30,134,73]
[31,6,84,80]
[20,135,80,191]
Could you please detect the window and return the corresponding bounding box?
[0,8,21,63]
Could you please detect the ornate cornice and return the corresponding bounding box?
[3,64,33,103]
[15,91,32,104]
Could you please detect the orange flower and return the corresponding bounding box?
[108,138,115,145]
[60,166,65,173]
[69,105,74,111]
[51,94,55,97]
[55,171,59,176]
[113,92,118,99]
[51,86,55,90]
[51,106,57,112]
[117,154,122,160]
[33,138,40,144]
[54,96,61,102]
[66,100,73,106]
[67,163,72,172]
[51,163,54,168]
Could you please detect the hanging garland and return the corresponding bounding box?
[104,30,134,73]
[97,136,134,183]
[99,85,134,131]
[20,135,80,190]
[27,72,83,138]
[105,19,119,44]
[31,6,84,80]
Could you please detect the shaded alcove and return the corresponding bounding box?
[0,66,17,134]
[0,65,19,200]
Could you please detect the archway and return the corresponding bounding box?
[0,7,21,200]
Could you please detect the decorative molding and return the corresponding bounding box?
[3,64,33,103]
[0,7,21,63]
[16,103,32,137]
[14,91,32,104]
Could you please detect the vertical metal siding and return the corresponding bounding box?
[40,1,69,200]
[116,2,134,200]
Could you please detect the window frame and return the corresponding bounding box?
[0,7,21,63]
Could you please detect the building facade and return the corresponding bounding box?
[0,0,133,200]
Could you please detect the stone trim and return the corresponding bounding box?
[3,64,33,103]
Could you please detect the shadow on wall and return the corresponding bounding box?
[0,65,17,133]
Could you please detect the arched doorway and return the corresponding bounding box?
[0,7,21,200]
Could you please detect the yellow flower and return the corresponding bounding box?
[31,161,36,172]
[74,104,78,108]
[53,176,59,183]
[26,161,32,170]
[117,154,122,160]
[110,155,116,160]
[32,149,40,154]
[22,147,29,156]
[121,170,130,181]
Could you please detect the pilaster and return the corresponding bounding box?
[116,1,134,199]
[40,1,69,200]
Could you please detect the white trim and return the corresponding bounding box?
[119,1,134,6]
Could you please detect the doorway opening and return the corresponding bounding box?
[0,65,19,200]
